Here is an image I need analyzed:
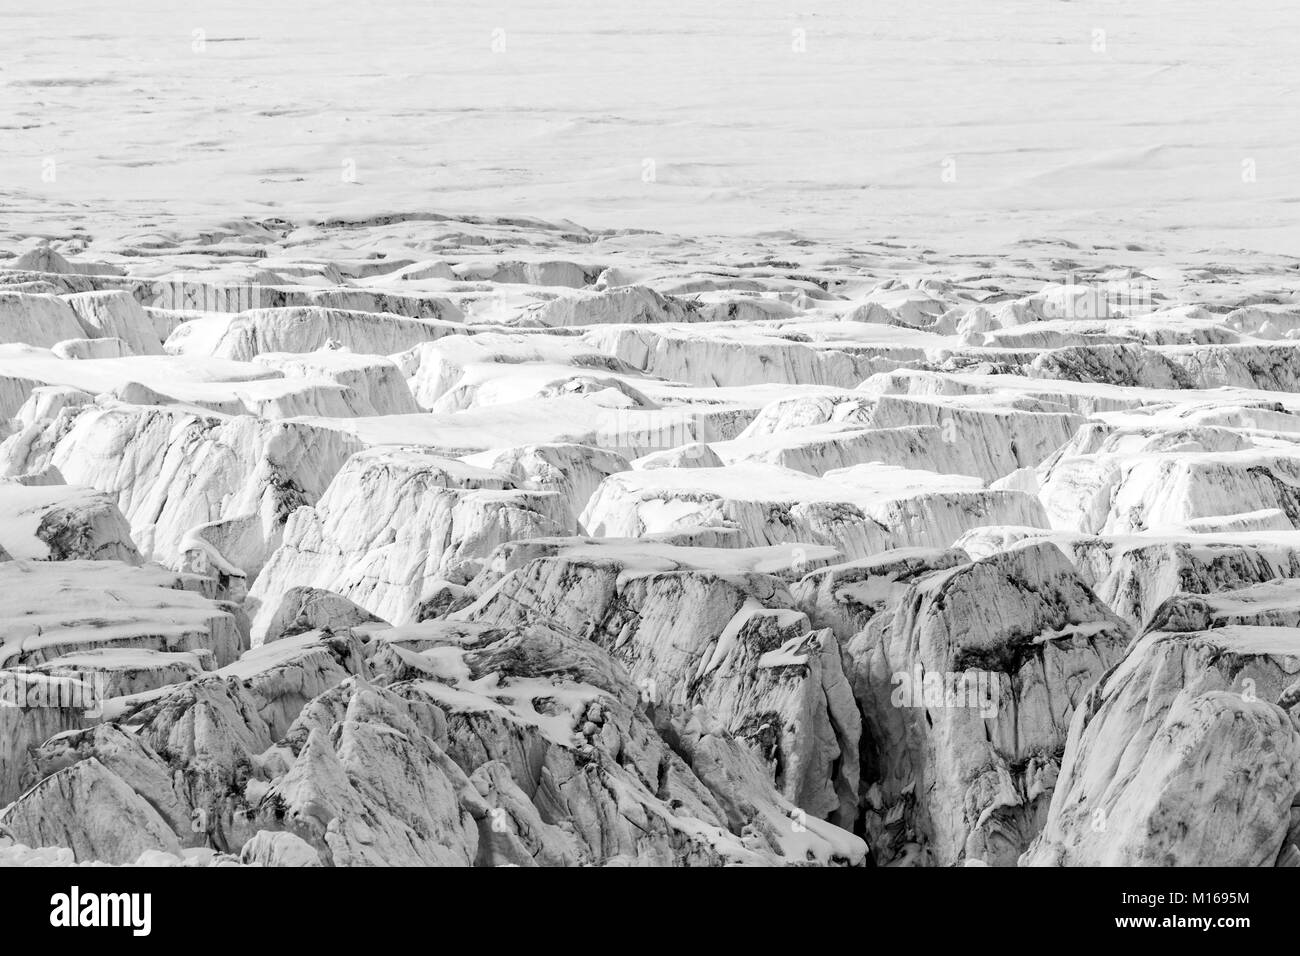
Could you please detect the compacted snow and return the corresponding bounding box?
[0,0,1297,868]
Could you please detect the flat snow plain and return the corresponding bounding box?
[2,0,1298,255]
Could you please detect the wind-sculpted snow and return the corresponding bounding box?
[2,215,1299,866]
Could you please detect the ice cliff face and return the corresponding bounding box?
[1023,617,1300,866]
[0,479,139,563]
[167,307,464,362]
[449,539,858,825]
[248,447,577,636]
[2,402,364,578]
[847,542,1131,865]
[1,217,1299,867]
[581,463,1048,559]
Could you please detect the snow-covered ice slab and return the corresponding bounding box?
[0,560,243,669]
[581,461,1048,558]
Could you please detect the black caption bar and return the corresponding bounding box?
[0,865,1275,945]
